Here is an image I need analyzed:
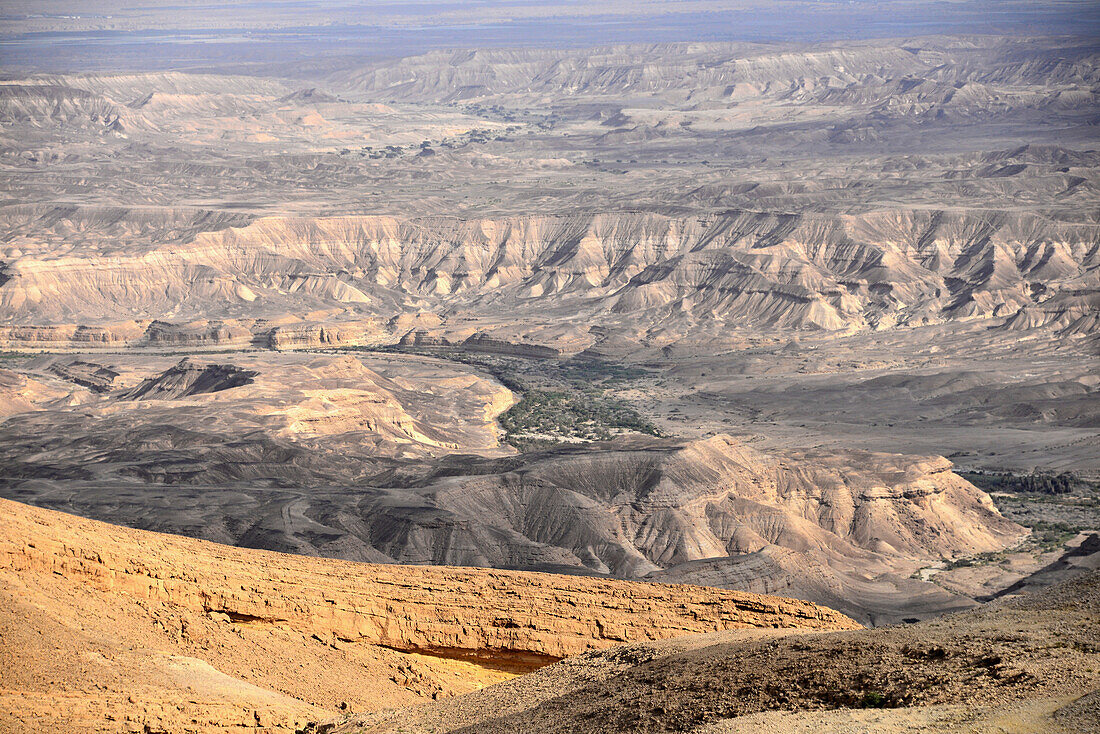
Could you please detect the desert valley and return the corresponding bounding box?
[0,1,1098,732]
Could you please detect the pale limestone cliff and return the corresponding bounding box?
[2,210,1096,350]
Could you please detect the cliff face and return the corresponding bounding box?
[0,318,393,351]
[1,209,1096,350]
[0,498,857,732]
[337,571,1100,734]
[0,498,856,656]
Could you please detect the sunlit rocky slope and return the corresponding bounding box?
[0,498,856,733]
[333,570,1100,733]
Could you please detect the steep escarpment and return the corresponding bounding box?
[330,42,927,102]
[0,84,123,131]
[0,204,256,257]
[326,38,1098,104]
[0,317,389,350]
[0,498,857,732]
[1,209,1096,348]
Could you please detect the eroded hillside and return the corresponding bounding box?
[1,36,1098,731]
[1,209,1097,348]
[2,38,1097,352]
[0,497,856,733]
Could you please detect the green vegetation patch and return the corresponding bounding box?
[860,691,888,709]
[498,388,661,448]
[960,469,1091,495]
[336,345,664,450]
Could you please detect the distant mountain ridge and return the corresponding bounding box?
[326,38,1100,103]
[2,208,1096,349]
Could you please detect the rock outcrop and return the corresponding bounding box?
[124,359,258,400]
[2,36,1096,353]
[0,498,857,732]
[46,359,120,393]
[0,322,145,349]
[337,571,1100,734]
[143,319,255,348]
[266,321,379,350]
[0,498,857,657]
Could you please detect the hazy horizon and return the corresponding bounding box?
[3,0,1099,72]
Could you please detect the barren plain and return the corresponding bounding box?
[1,8,1098,732]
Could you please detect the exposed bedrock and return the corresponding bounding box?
[355,436,1024,580]
[0,498,859,664]
[1,209,1097,350]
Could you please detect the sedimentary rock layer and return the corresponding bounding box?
[0,497,857,731]
[0,498,858,662]
[1,209,1097,349]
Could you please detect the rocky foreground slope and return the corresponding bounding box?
[0,498,856,733]
[332,570,1100,734]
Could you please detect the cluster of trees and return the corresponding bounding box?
[961,469,1082,495]
[498,389,660,447]
[553,359,653,387]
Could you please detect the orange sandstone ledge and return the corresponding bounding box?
[0,497,859,667]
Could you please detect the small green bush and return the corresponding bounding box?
[860,691,887,708]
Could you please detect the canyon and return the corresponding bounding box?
[0,10,1098,732]
[0,349,1033,624]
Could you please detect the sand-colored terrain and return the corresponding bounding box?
[0,498,856,733]
[0,348,1027,623]
[2,209,1097,346]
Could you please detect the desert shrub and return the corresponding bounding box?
[961,469,1080,495]
[860,691,887,708]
